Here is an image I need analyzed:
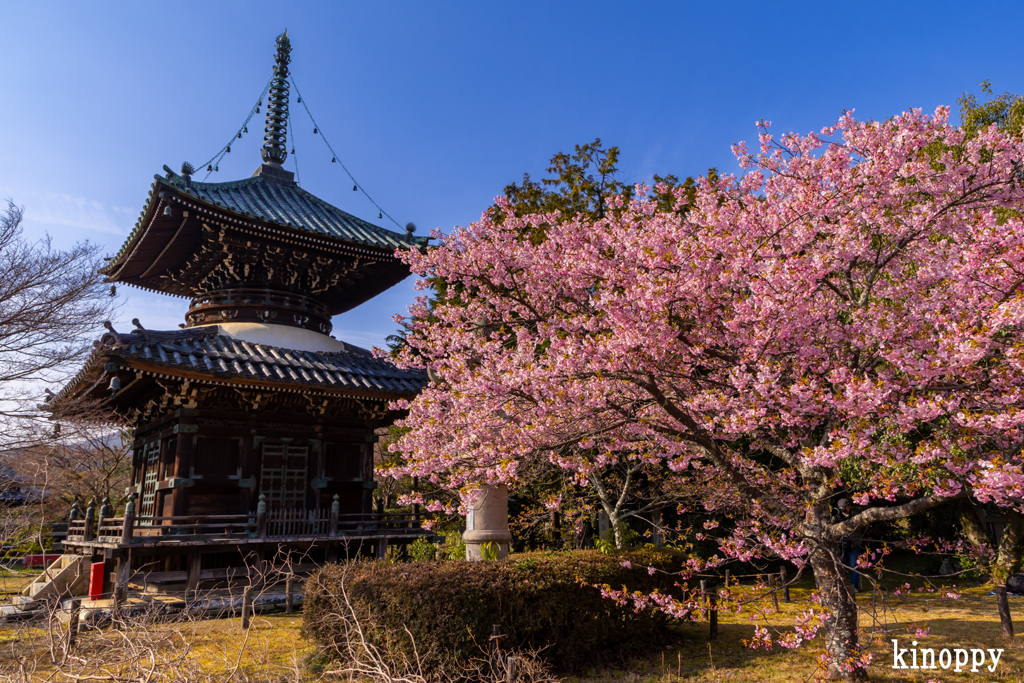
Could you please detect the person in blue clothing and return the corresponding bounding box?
[836,498,863,593]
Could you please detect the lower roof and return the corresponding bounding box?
[56,325,426,407]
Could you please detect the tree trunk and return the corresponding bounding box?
[809,541,867,681]
[994,510,1024,582]
[611,513,626,549]
[955,499,990,557]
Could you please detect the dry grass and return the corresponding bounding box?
[0,611,317,682]
[3,573,1024,681]
[573,583,1024,682]
[0,570,39,598]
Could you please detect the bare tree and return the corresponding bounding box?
[18,403,132,510]
[0,199,117,557]
[0,199,116,433]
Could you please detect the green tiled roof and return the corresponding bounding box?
[160,166,426,250]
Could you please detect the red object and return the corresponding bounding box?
[20,554,60,568]
[89,561,106,600]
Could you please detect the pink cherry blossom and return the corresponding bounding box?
[385,107,1024,678]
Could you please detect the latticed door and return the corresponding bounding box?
[259,442,308,510]
[139,440,161,522]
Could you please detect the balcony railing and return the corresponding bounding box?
[65,498,427,548]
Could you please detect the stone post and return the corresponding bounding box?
[463,484,512,560]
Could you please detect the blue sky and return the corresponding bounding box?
[1,1,1021,350]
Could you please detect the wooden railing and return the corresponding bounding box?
[66,507,427,546]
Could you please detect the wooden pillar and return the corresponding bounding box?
[239,434,254,513]
[376,537,388,560]
[186,551,202,597]
[114,550,131,604]
[361,432,375,515]
[172,431,194,516]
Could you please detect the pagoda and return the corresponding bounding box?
[51,33,430,597]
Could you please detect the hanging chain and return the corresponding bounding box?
[289,76,404,230]
[198,78,274,181]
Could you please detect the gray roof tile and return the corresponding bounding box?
[77,326,425,397]
[160,167,427,251]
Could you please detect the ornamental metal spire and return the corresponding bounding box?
[261,31,291,165]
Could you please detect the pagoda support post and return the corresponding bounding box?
[239,434,255,513]
[186,551,201,598]
[172,431,194,516]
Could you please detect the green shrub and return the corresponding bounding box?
[303,548,687,673]
[408,536,437,561]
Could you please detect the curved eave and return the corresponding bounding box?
[52,326,427,418]
[120,360,421,402]
[102,174,419,278]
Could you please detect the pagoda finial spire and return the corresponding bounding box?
[261,31,291,165]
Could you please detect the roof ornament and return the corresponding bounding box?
[261,31,291,165]
[102,321,121,344]
[132,318,151,342]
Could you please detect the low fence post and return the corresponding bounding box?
[506,655,518,683]
[66,598,81,653]
[120,493,137,545]
[256,494,268,539]
[83,499,96,542]
[700,580,718,640]
[68,501,80,537]
[330,495,339,536]
[996,586,1014,638]
[241,585,253,629]
[285,575,294,614]
[97,497,110,541]
[491,624,504,663]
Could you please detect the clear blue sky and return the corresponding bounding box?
[1,1,1021,349]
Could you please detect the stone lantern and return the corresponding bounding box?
[463,484,512,560]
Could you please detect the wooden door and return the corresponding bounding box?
[259,442,309,510]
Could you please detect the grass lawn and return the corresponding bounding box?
[616,583,1024,682]
[2,565,1023,681]
[0,568,39,598]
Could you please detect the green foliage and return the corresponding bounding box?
[408,536,437,562]
[441,529,466,560]
[959,81,1024,139]
[303,549,687,673]
[496,138,633,227]
[479,541,500,561]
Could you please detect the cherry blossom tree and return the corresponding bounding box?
[385,107,1024,679]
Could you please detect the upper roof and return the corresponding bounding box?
[166,166,424,251]
[102,166,426,274]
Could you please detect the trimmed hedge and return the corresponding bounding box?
[303,549,687,672]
